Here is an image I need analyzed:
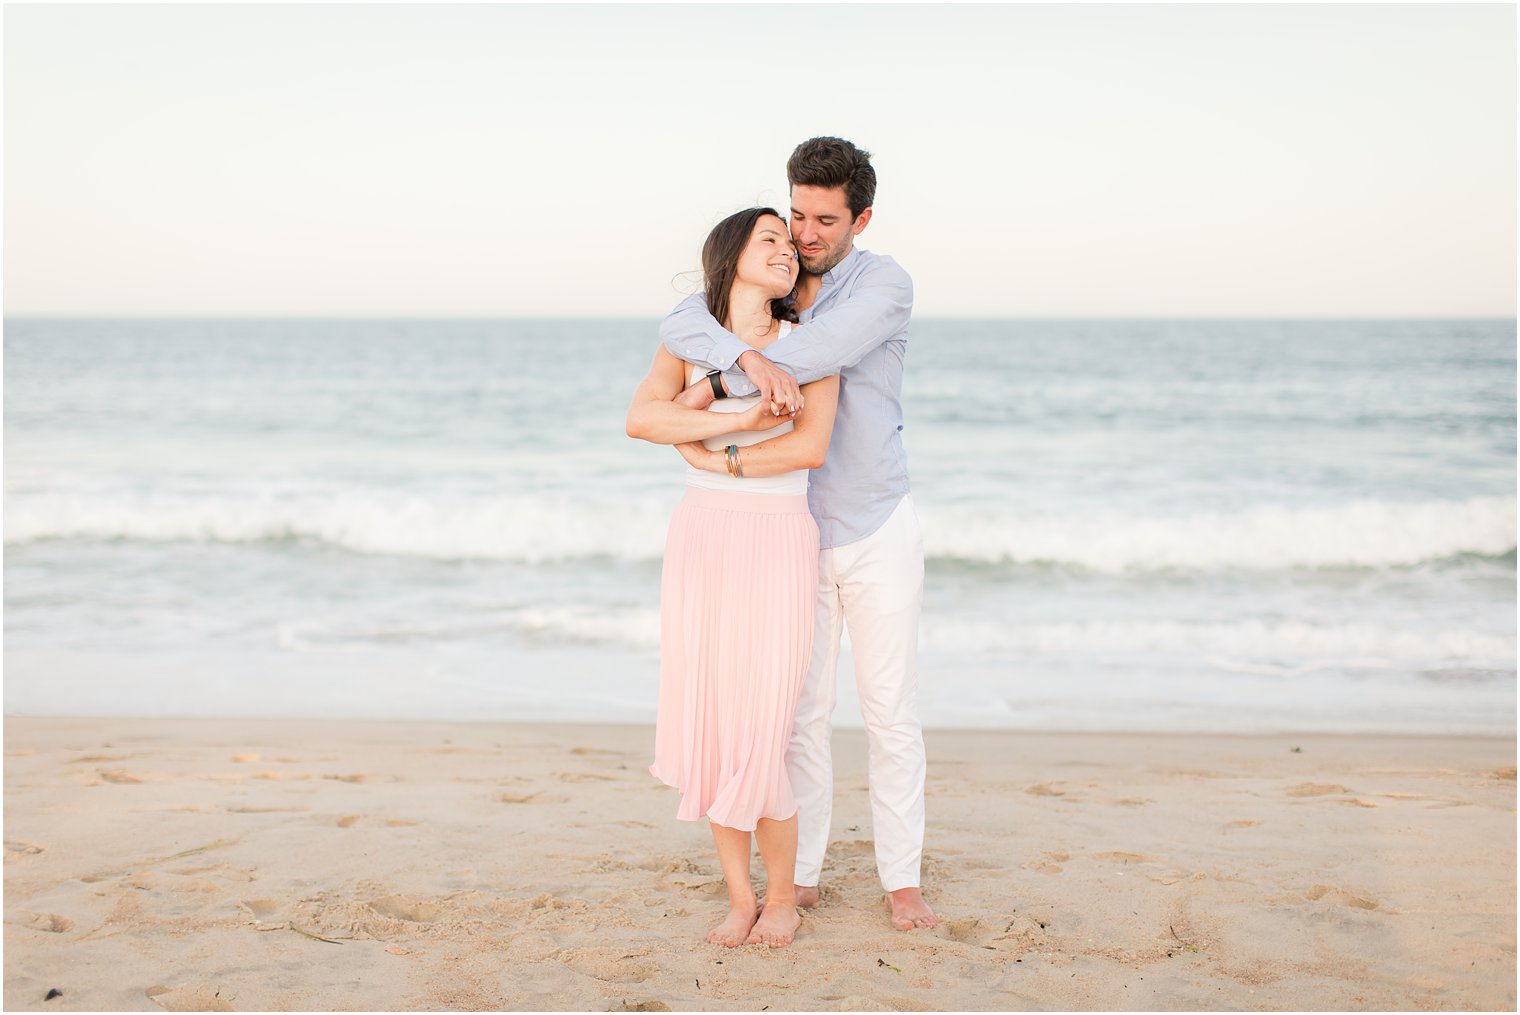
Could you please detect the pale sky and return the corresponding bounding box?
[4,3,1515,317]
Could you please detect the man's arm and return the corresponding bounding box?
[723,257,912,395]
[659,294,753,372]
[660,293,802,413]
[658,255,912,404]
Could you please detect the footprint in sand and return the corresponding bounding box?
[368,896,442,923]
[1221,819,1261,831]
[335,814,422,827]
[959,857,1005,871]
[564,951,655,984]
[943,915,1048,948]
[145,983,234,1012]
[98,769,146,784]
[496,791,569,804]
[1304,884,1380,910]
[6,910,74,933]
[942,916,998,946]
[1020,851,1068,875]
[5,840,44,857]
[241,899,286,923]
[1285,782,1352,797]
[828,839,876,860]
[1092,851,1159,865]
[1025,782,1066,797]
[556,772,616,783]
[172,864,255,883]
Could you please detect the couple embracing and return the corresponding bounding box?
[626,136,933,948]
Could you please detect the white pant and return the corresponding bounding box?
[787,494,926,892]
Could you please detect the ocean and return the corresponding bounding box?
[4,318,1514,734]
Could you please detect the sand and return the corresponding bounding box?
[3,716,1514,1011]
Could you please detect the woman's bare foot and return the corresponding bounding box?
[884,887,937,930]
[747,901,801,947]
[707,899,759,947]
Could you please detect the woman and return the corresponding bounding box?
[626,207,840,949]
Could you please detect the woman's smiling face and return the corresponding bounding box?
[734,213,799,298]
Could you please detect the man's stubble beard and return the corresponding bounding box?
[800,242,851,277]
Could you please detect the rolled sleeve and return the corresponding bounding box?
[659,294,753,373]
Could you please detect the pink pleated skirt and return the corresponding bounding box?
[649,486,820,832]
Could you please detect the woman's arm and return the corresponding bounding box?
[626,344,793,445]
[678,375,840,477]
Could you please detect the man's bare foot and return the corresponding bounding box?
[884,887,937,930]
[746,901,801,947]
[707,899,758,947]
[756,884,820,915]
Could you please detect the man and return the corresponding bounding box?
[659,136,936,931]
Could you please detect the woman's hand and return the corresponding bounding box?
[675,441,721,472]
[736,399,797,433]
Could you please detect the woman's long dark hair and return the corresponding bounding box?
[702,207,799,333]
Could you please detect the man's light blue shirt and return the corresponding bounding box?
[659,246,913,549]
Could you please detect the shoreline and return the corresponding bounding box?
[5,716,1515,1011]
[4,710,1514,740]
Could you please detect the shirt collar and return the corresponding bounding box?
[820,245,862,287]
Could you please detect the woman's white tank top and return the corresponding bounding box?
[685,321,807,496]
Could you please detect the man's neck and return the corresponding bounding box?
[794,243,855,312]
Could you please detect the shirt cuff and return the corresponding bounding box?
[710,332,754,371]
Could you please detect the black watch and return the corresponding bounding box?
[705,369,727,400]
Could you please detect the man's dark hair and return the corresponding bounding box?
[787,136,876,221]
[701,207,799,332]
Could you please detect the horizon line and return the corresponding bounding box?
[5,313,1516,323]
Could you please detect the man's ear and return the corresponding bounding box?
[852,208,873,235]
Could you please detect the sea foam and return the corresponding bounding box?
[6,486,1513,572]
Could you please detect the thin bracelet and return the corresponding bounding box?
[726,444,740,478]
[734,446,744,478]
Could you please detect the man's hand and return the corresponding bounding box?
[738,350,802,415]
